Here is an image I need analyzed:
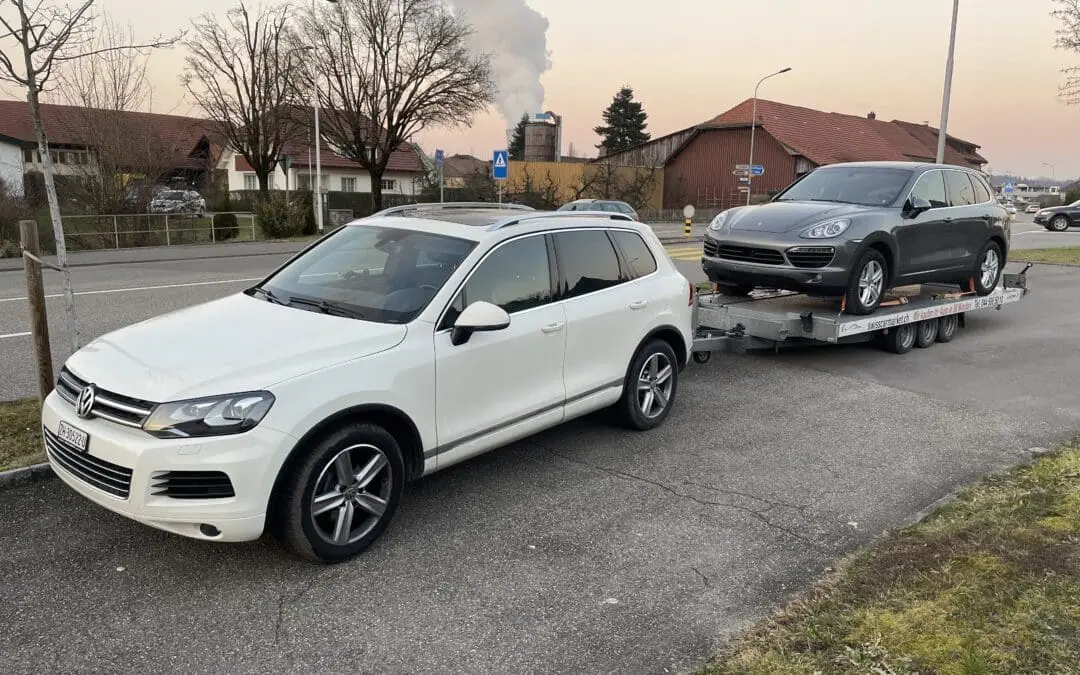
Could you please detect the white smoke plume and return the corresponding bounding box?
[446,0,551,127]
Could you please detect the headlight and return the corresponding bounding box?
[801,218,851,239]
[708,211,730,232]
[142,391,275,438]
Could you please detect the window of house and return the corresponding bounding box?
[296,174,312,190]
[243,174,257,191]
[381,179,396,191]
[267,174,275,190]
[341,177,357,192]
[23,149,33,163]
[553,230,626,298]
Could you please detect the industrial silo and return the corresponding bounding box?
[523,112,562,162]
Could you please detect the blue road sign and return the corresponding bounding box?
[435,149,444,165]
[1003,182,1014,194]
[751,164,765,176]
[492,149,509,181]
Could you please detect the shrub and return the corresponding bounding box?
[0,178,33,256]
[252,191,306,239]
[214,212,240,240]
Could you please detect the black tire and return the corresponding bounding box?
[692,350,711,364]
[272,422,404,563]
[936,314,959,343]
[882,323,916,354]
[844,248,888,315]
[1049,215,1070,232]
[915,319,938,348]
[615,339,679,431]
[716,283,754,297]
[972,240,1003,296]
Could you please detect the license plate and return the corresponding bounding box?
[57,420,89,452]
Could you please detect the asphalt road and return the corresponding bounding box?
[3,227,1080,673]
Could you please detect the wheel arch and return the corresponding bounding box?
[859,235,898,284]
[640,324,689,369]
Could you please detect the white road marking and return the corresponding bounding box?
[0,277,264,304]
[0,331,31,340]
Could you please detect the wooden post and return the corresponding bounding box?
[20,220,54,402]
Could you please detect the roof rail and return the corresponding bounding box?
[367,201,535,218]
[486,210,635,231]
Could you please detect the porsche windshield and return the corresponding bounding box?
[251,225,477,324]
[776,167,914,207]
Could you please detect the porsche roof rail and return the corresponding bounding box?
[486,210,635,231]
[368,202,535,218]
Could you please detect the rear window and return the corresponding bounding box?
[553,230,624,298]
[612,230,657,277]
[969,174,992,203]
[944,171,976,206]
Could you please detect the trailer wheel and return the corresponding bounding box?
[693,351,711,364]
[915,319,938,348]
[936,314,959,343]
[882,324,916,354]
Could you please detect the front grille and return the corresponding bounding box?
[55,367,157,429]
[43,426,133,499]
[151,471,235,500]
[786,246,836,268]
[715,245,785,266]
[702,238,719,257]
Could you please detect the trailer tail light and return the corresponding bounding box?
[688,280,694,306]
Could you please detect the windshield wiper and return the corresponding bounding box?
[248,286,288,306]
[287,296,365,319]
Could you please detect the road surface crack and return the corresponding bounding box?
[690,566,710,587]
[275,568,336,644]
[546,450,826,552]
[681,479,807,513]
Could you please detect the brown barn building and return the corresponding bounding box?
[596,99,987,210]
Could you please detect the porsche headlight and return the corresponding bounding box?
[142,391,275,438]
[801,218,851,239]
[708,211,730,232]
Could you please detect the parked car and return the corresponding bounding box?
[1025,204,1040,214]
[40,204,694,562]
[1034,199,1080,232]
[700,161,1010,315]
[558,198,639,220]
[1004,203,1017,218]
[149,189,206,216]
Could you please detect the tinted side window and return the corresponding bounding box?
[612,230,657,278]
[945,170,976,206]
[969,174,991,203]
[442,235,552,329]
[554,230,625,298]
[910,171,948,209]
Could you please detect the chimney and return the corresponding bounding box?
[867,111,876,120]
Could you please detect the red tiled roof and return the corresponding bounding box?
[0,99,213,169]
[706,99,985,169]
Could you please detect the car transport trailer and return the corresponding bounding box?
[690,264,1033,362]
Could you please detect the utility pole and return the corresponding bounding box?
[20,221,54,402]
[936,0,960,164]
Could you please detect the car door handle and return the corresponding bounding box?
[629,300,647,310]
[541,321,565,334]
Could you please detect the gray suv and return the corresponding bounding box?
[701,161,1010,315]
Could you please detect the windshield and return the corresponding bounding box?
[159,191,187,200]
[254,225,477,324]
[775,167,914,207]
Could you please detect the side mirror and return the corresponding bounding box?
[450,301,510,346]
[904,196,932,218]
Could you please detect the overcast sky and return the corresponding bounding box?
[7,0,1079,179]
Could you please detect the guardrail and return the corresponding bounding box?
[58,212,258,251]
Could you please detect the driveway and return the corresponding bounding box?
[2,260,1076,672]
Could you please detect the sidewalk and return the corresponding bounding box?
[0,223,705,272]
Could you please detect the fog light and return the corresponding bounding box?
[807,274,822,283]
[199,524,221,537]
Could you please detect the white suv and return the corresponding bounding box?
[40,203,695,562]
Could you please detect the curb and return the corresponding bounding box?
[0,462,53,490]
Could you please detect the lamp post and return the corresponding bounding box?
[311,0,338,233]
[1043,162,1055,181]
[935,0,960,164]
[746,67,791,206]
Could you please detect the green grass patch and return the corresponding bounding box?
[1011,247,1080,266]
[0,398,44,471]
[704,444,1080,674]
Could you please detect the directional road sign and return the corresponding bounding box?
[492,150,509,181]
[738,177,750,184]
[750,164,765,176]
[435,149,444,165]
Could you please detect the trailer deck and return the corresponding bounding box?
[691,264,1032,361]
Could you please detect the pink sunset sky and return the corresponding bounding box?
[14,0,1080,180]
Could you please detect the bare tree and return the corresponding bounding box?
[0,0,179,352]
[183,0,304,192]
[295,0,496,210]
[1054,0,1080,104]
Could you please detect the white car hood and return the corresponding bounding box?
[64,293,407,402]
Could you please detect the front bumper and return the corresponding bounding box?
[700,233,857,294]
[41,390,294,543]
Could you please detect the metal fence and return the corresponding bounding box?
[58,212,258,251]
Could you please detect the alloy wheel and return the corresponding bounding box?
[980,248,1000,290]
[858,260,884,308]
[310,444,393,546]
[637,352,674,419]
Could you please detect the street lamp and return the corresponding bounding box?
[1043,162,1055,180]
[311,0,338,233]
[746,67,791,206]
[935,0,960,164]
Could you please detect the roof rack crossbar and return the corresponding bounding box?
[368,201,535,218]
[486,210,635,231]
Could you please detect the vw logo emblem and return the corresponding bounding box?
[75,384,97,419]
